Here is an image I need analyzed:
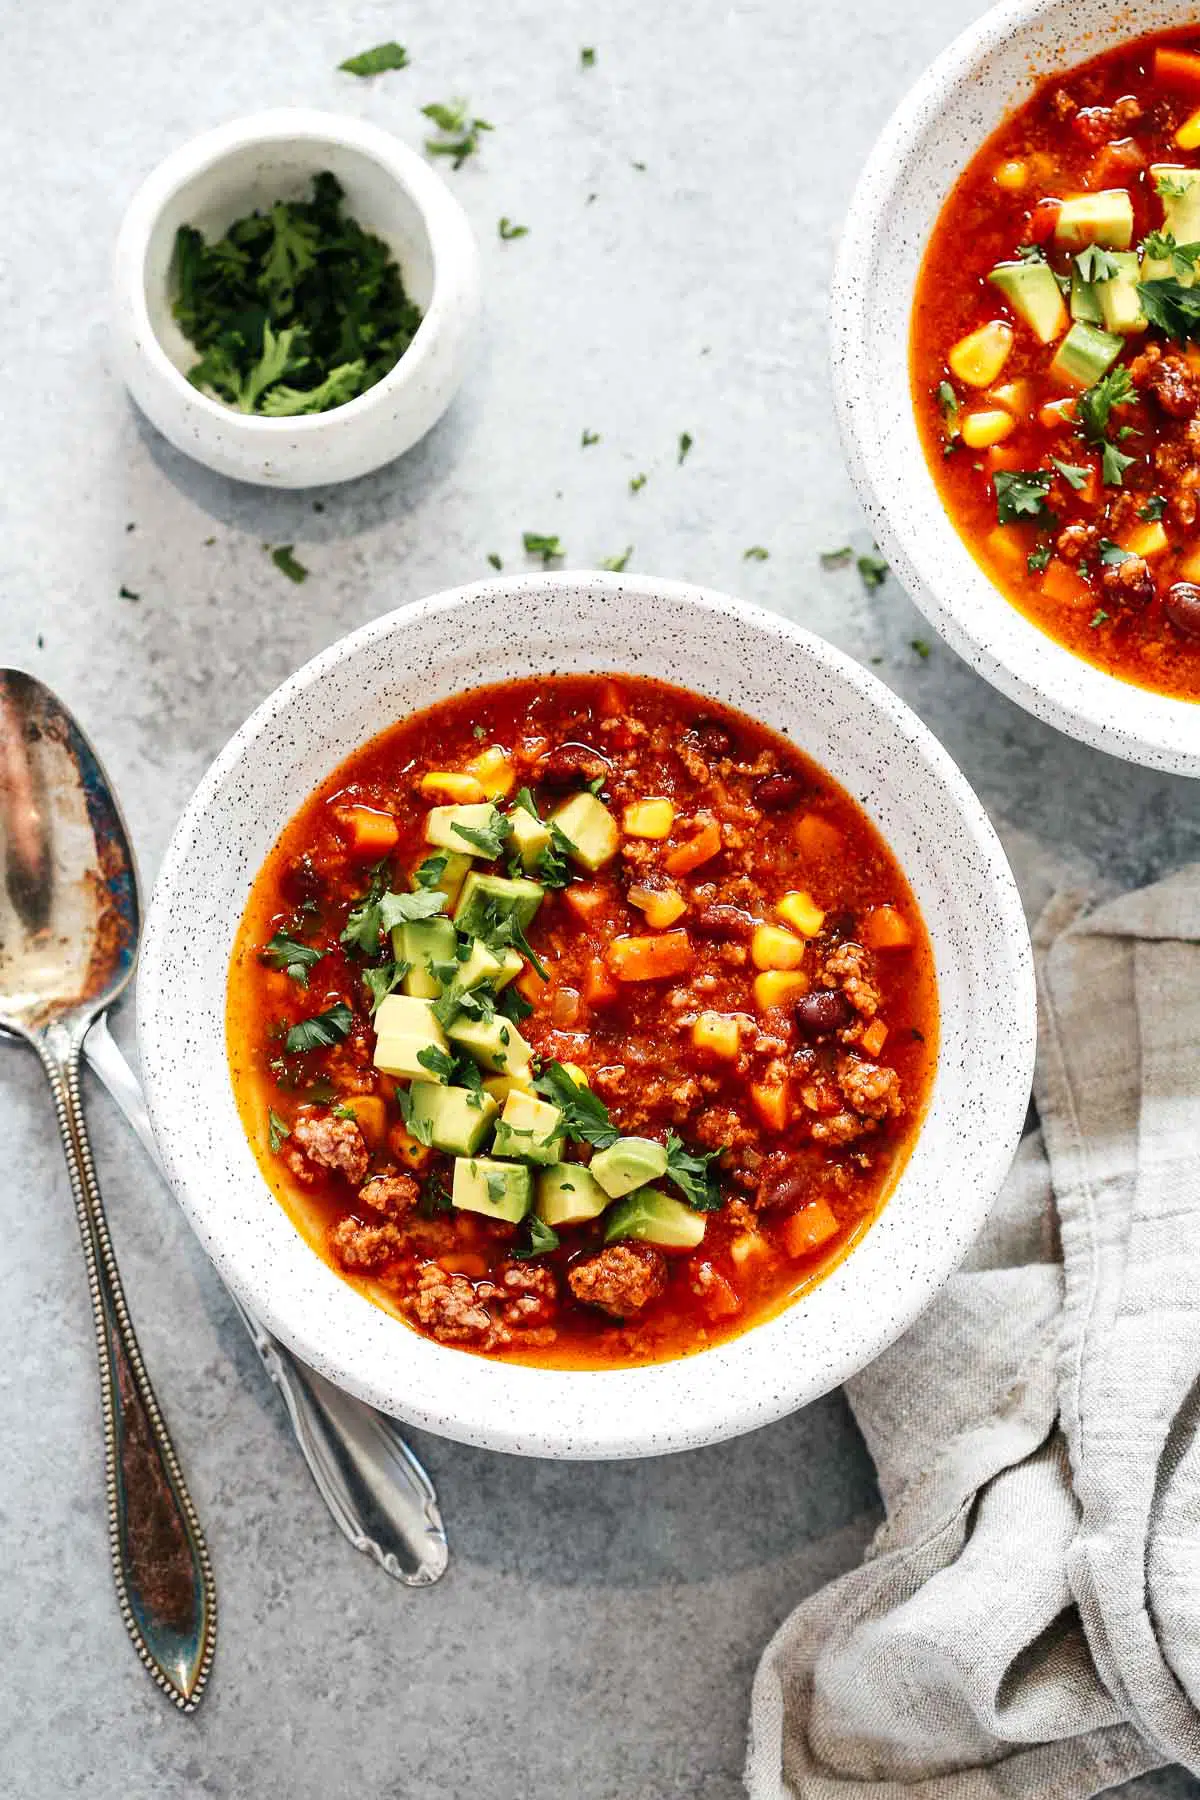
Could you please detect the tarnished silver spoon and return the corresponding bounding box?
[0,668,216,1710]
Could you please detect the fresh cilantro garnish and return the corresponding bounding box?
[498,218,529,240]
[487,552,503,570]
[1074,245,1121,283]
[1089,608,1111,628]
[497,983,533,1023]
[1155,172,1191,200]
[581,429,600,446]
[1137,277,1200,340]
[119,585,140,601]
[1051,458,1090,490]
[664,1133,724,1211]
[1141,231,1200,276]
[414,851,449,889]
[267,1109,291,1152]
[580,46,596,67]
[472,723,487,740]
[600,547,633,571]
[743,545,770,560]
[523,532,565,565]
[422,99,493,169]
[857,552,889,591]
[1027,545,1053,573]
[1016,243,1046,263]
[362,961,407,1013]
[271,545,309,584]
[678,432,693,464]
[477,900,547,979]
[416,1044,456,1081]
[284,1000,354,1054]
[819,546,853,568]
[910,638,932,660]
[1101,441,1137,486]
[937,380,960,441]
[534,823,575,889]
[993,469,1054,524]
[511,787,539,818]
[171,172,421,415]
[377,887,448,931]
[339,41,408,75]
[586,774,606,795]
[417,1170,453,1216]
[396,1086,434,1145]
[1075,364,1134,440]
[331,1102,357,1120]
[341,864,445,955]
[511,1215,561,1260]
[450,807,511,858]
[1098,538,1132,566]
[535,1061,618,1147]
[1139,495,1167,521]
[260,932,325,987]
[629,472,647,493]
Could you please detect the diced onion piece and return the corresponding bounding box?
[947,320,1013,388]
[628,884,687,928]
[608,930,693,981]
[776,890,825,937]
[860,903,914,950]
[751,923,805,970]
[622,797,675,839]
[692,1011,741,1058]
[463,746,515,799]
[993,159,1028,192]
[781,1200,840,1259]
[750,1079,790,1131]
[1119,521,1169,560]
[729,1231,767,1265]
[961,408,1016,448]
[419,770,487,802]
[988,379,1035,416]
[753,969,809,1011]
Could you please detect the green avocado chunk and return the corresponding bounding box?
[407,1081,498,1155]
[603,1186,707,1250]
[536,1163,610,1227]
[589,1136,670,1198]
[1048,321,1123,388]
[395,916,457,999]
[452,1156,534,1223]
[987,260,1067,344]
[453,870,545,938]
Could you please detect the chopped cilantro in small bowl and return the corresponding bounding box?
[112,110,480,487]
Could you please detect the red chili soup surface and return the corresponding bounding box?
[912,28,1200,698]
[227,675,937,1368]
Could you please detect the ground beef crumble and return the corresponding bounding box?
[284,1111,369,1186]
[567,1244,668,1317]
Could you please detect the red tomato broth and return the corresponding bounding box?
[911,27,1200,699]
[227,674,938,1369]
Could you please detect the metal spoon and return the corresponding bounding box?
[0,668,216,1711]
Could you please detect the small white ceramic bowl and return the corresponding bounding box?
[833,0,1200,776]
[136,574,1035,1459]
[111,109,480,487]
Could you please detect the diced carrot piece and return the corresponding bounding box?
[1155,45,1200,93]
[1041,558,1091,605]
[1026,196,1062,243]
[388,1121,432,1170]
[599,680,627,717]
[985,444,1025,474]
[750,1079,790,1131]
[1038,397,1076,429]
[584,956,620,1006]
[986,525,1025,567]
[336,806,400,857]
[563,884,606,922]
[440,1252,488,1278]
[860,1019,889,1057]
[663,818,722,875]
[794,812,843,859]
[697,1268,741,1319]
[1178,542,1200,582]
[1119,521,1170,560]
[782,1200,841,1260]
[861,903,914,950]
[607,931,693,982]
[515,965,543,1003]
[342,1094,388,1149]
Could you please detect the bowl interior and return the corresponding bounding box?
[136,575,1035,1458]
[142,135,436,386]
[833,0,1200,773]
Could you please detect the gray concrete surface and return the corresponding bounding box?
[2,2,1199,1796]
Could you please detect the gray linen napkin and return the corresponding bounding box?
[745,866,1200,1800]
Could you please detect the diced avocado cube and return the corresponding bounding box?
[407,1081,498,1155]
[447,938,504,994]
[452,1156,534,1224]
[509,806,552,871]
[1096,251,1147,335]
[453,870,544,937]
[395,916,458,999]
[491,1091,565,1166]
[482,1066,536,1104]
[411,849,472,906]
[986,261,1067,344]
[1054,189,1134,250]
[1069,269,1104,325]
[1151,165,1200,246]
[493,947,525,990]
[537,1163,611,1228]
[590,1135,670,1198]
[425,803,496,853]
[1048,321,1123,389]
[603,1186,706,1250]
[549,792,619,871]
[446,1012,533,1073]
[372,994,449,1082]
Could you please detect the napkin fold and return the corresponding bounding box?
[746,866,1200,1800]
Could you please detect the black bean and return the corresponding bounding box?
[1165,582,1200,640]
[794,990,852,1038]
[690,718,733,757]
[755,772,804,810]
[537,743,609,786]
[693,903,757,940]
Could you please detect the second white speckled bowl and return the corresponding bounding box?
[833,0,1200,775]
[136,575,1035,1458]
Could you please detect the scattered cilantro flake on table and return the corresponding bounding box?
[857,552,889,591]
[580,46,596,67]
[338,41,409,76]
[523,532,564,565]
[743,546,769,561]
[819,546,853,568]
[270,545,309,584]
[631,160,647,172]
[487,552,503,570]
[600,547,633,571]
[629,472,647,493]
[498,217,529,240]
[910,638,931,660]
[581,429,600,447]
[422,99,493,169]
[118,585,140,601]
[677,432,693,464]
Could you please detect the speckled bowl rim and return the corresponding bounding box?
[137,573,1035,1459]
[832,0,1200,776]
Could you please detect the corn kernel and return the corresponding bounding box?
[628,884,687,928]
[691,1011,741,1058]
[994,158,1028,192]
[751,923,805,969]
[961,408,1016,449]
[622,797,675,839]
[1177,105,1200,151]
[419,770,486,802]
[464,746,515,799]
[947,320,1013,388]
[753,969,810,1010]
[750,1080,790,1131]
[1119,521,1169,560]
[860,1019,889,1057]
[987,379,1034,416]
[776,890,825,938]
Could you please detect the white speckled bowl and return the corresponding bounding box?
[137,575,1035,1458]
[833,0,1200,775]
[111,110,480,487]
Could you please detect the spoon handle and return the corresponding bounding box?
[38,1023,217,1712]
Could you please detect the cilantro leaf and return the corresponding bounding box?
[1051,458,1090,491]
[1137,277,1200,340]
[534,823,575,890]
[1089,608,1111,629]
[414,852,449,889]
[1027,544,1052,573]
[857,552,889,591]
[511,1215,561,1260]
[284,1000,354,1054]
[339,41,409,76]
[270,545,309,584]
[416,1044,456,1081]
[1075,365,1134,440]
[664,1132,724,1211]
[512,787,540,819]
[497,983,533,1023]
[261,932,325,987]
[629,473,647,493]
[937,380,960,442]
[417,1170,453,1215]
[396,1086,434,1144]
[1139,495,1167,521]
[362,961,408,1013]
[1101,441,1137,486]
[534,1061,619,1148]
[910,637,931,660]
[340,862,393,955]
[1098,538,1132,566]
[600,547,633,572]
[743,545,770,560]
[377,887,448,931]
[476,901,548,979]
[819,546,853,568]
[523,532,565,564]
[450,807,511,858]
[261,362,365,416]
[422,100,493,168]
[1155,171,1191,200]
[498,217,529,240]
[581,429,601,446]
[678,431,694,464]
[993,469,1054,524]
[1074,245,1121,283]
[487,552,503,570]
[267,1109,291,1153]
[580,46,596,67]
